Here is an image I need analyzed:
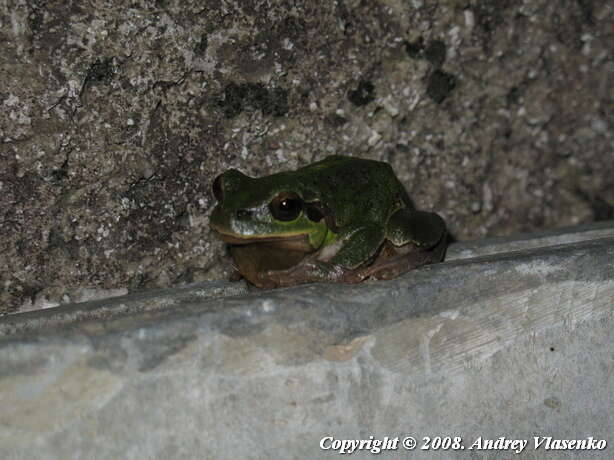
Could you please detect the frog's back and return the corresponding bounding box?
[298,155,411,227]
[301,155,393,185]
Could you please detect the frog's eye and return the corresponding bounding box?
[212,174,223,201]
[270,192,303,221]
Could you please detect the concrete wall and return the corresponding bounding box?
[1,222,613,459]
[3,0,613,314]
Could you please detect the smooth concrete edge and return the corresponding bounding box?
[0,280,248,338]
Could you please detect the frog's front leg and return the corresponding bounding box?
[254,225,385,288]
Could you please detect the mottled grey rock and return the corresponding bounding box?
[1,0,613,314]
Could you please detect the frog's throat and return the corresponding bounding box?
[213,229,314,251]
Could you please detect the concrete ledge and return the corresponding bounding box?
[0,280,249,338]
[446,219,614,260]
[2,220,613,338]
[1,225,613,459]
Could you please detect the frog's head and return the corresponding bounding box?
[209,169,329,251]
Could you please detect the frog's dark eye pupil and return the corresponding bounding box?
[279,199,293,211]
[270,193,302,221]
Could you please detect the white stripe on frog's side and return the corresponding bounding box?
[317,240,345,262]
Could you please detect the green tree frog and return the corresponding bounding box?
[209,155,447,288]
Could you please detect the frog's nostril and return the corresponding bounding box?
[236,210,251,220]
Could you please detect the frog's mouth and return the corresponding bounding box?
[212,229,313,252]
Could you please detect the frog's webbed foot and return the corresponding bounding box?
[254,254,347,288]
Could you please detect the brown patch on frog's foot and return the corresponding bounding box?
[224,254,245,281]
[254,257,348,288]
[251,276,277,290]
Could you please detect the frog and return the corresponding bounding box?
[209,155,447,289]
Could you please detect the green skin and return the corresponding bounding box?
[209,155,447,288]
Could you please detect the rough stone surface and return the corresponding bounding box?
[1,1,613,313]
[0,237,612,459]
